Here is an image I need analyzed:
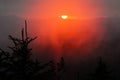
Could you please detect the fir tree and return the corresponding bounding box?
[0,20,65,80]
[8,20,37,80]
[0,49,11,80]
[91,57,112,80]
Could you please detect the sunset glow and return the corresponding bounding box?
[1,0,120,80]
[61,15,68,19]
[20,0,106,61]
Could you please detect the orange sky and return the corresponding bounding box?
[20,0,106,61]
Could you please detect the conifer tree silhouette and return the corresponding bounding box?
[34,57,65,80]
[57,57,65,80]
[8,20,37,80]
[0,20,65,80]
[91,57,112,80]
[0,49,11,80]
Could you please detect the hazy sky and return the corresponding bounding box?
[1,1,120,79]
[0,0,120,18]
[0,0,120,48]
[0,0,120,41]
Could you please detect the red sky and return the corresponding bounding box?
[0,0,106,61]
[19,0,106,61]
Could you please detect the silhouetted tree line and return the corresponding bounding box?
[0,20,65,80]
[70,58,115,80]
[0,20,116,80]
[80,57,115,80]
[89,57,113,80]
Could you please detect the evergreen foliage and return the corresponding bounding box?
[91,57,112,80]
[0,20,65,80]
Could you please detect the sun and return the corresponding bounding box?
[61,15,68,19]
